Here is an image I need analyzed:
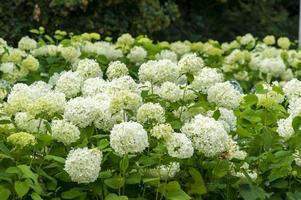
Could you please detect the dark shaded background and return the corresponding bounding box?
[0,0,299,44]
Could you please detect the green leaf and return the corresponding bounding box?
[159,181,191,200]
[293,116,301,132]
[104,177,125,189]
[187,168,207,195]
[243,94,258,107]
[15,180,30,198]
[0,119,11,124]
[17,165,38,183]
[99,170,113,179]
[98,139,110,149]
[44,155,65,164]
[212,160,229,178]
[31,192,43,200]
[239,184,268,200]
[120,154,129,173]
[0,187,11,200]
[126,172,141,184]
[105,193,128,200]
[61,188,86,199]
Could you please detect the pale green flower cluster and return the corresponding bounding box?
[7,132,36,149]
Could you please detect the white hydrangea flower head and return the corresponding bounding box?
[60,46,81,62]
[136,103,165,124]
[239,33,255,47]
[7,132,36,149]
[138,59,180,85]
[146,162,180,180]
[81,77,108,96]
[191,67,224,93]
[21,55,39,71]
[178,53,204,75]
[75,58,102,79]
[18,36,37,51]
[155,50,178,63]
[170,41,191,56]
[150,123,173,140]
[127,46,147,64]
[55,71,83,98]
[64,96,101,128]
[106,61,129,80]
[48,72,62,86]
[116,33,135,52]
[110,90,142,113]
[181,114,229,157]
[14,112,46,133]
[277,116,294,140]
[288,98,301,118]
[28,91,66,117]
[7,83,33,114]
[256,83,284,108]
[110,122,149,155]
[0,62,16,75]
[259,57,286,77]
[158,82,182,102]
[207,81,242,109]
[93,93,123,131]
[64,147,102,184]
[277,37,290,49]
[82,41,123,60]
[107,76,138,94]
[51,120,80,145]
[165,132,194,159]
[283,79,301,101]
[263,35,275,45]
[217,107,237,132]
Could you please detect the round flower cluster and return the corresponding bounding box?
[138,59,180,85]
[157,82,182,102]
[55,71,83,98]
[127,46,147,64]
[146,162,180,180]
[277,117,294,140]
[155,50,178,63]
[64,96,101,128]
[7,132,36,149]
[74,58,103,79]
[110,122,149,155]
[178,53,204,75]
[106,61,128,80]
[207,81,242,109]
[136,103,165,124]
[150,123,173,140]
[51,120,81,145]
[64,148,102,184]
[165,132,194,159]
[18,36,37,51]
[191,67,224,93]
[181,114,229,157]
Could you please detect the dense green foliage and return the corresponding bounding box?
[0,0,298,44]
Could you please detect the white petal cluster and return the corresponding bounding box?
[106,61,128,80]
[110,122,149,155]
[64,96,101,128]
[137,103,165,124]
[127,46,147,64]
[181,114,229,157]
[207,81,242,109]
[14,112,46,133]
[64,148,102,184]
[75,58,102,79]
[277,117,294,140]
[55,71,83,98]
[81,41,122,60]
[191,67,224,93]
[178,53,204,75]
[51,120,80,145]
[81,77,107,96]
[158,82,182,102]
[138,59,180,85]
[283,79,301,101]
[107,76,138,94]
[150,123,173,140]
[146,162,180,180]
[217,107,237,132]
[18,36,37,51]
[259,57,286,77]
[60,46,81,62]
[110,90,142,113]
[165,132,194,159]
[170,41,191,56]
[155,50,178,63]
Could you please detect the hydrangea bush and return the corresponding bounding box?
[0,32,301,199]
